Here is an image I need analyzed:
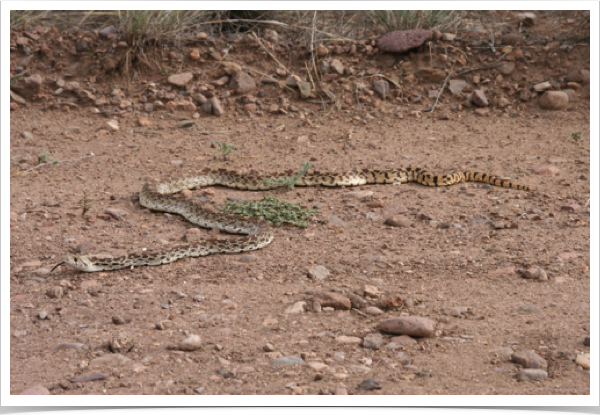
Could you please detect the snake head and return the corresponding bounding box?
[52,255,99,273]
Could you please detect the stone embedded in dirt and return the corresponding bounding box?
[378,29,432,53]
[46,286,63,299]
[105,120,119,132]
[307,265,330,281]
[519,89,532,102]
[346,190,374,200]
[561,204,581,212]
[166,101,197,113]
[207,96,224,116]
[372,80,389,99]
[99,25,116,38]
[71,372,108,383]
[384,215,413,228]
[11,90,27,105]
[516,369,548,382]
[330,59,344,75]
[168,72,193,87]
[440,306,469,317]
[511,351,548,369]
[363,333,384,350]
[313,292,351,310]
[521,266,548,280]
[565,69,590,84]
[501,33,524,45]
[306,361,329,372]
[379,316,435,337]
[416,68,446,83]
[272,356,303,368]
[89,353,131,368]
[108,335,134,353]
[518,305,540,314]
[19,385,50,395]
[51,342,87,352]
[284,301,306,314]
[229,70,256,94]
[298,81,312,98]
[335,335,362,345]
[498,97,510,108]
[583,336,590,347]
[286,74,302,87]
[576,353,590,370]
[471,90,489,107]
[347,293,367,309]
[448,79,467,96]
[534,164,560,176]
[379,294,403,310]
[539,91,569,110]
[316,44,329,56]
[563,89,577,102]
[390,335,418,345]
[359,378,381,390]
[178,334,202,351]
[496,62,516,75]
[363,285,381,298]
[365,306,384,316]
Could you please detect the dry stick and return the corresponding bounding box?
[251,32,290,74]
[426,52,509,113]
[14,154,95,176]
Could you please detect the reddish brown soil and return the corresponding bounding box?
[9,11,590,396]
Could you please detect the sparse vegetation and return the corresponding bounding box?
[361,10,461,32]
[38,152,50,164]
[572,131,582,141]
[215,141,236,161]
[262,161,312,190]
[219,195,317,227]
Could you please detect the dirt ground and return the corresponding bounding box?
[9,11,590,396]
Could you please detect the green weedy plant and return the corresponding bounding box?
[262,161,312,190]
[38,151,50,164]
[572,131,582,141]
[215,141,236,160]
[219,195,317,227]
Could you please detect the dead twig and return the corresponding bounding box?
[13,154,95,176]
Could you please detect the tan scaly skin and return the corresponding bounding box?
[52,167,533,273]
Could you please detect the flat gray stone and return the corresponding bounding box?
[272,356,303,368]
[516,369,548,382]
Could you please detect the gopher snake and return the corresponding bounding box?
[52,167,533,273]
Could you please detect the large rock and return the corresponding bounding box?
[229,70,256,94]
[167,73,193,87]
[538,91,569,110]
[378,29,433,53]
[565,69,590,84]
[379,316,435,337]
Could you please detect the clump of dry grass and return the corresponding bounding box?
[361,10,462,33]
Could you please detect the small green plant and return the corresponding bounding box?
[219,195,317,227]
[262,161,312,190]
[78,188,93,217]
[572,131,582,141]
[216,141,236,160]
[38,152,50,164]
